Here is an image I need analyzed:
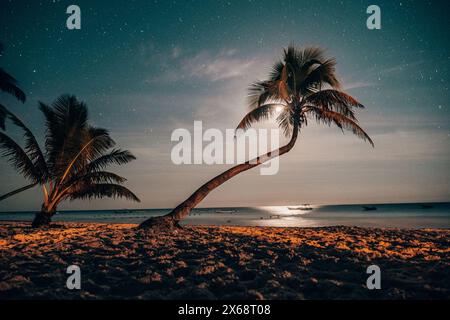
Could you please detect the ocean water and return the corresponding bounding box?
[1,202,449,229]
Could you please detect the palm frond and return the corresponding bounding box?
[0,104,47,180]
[236,104,282,131]
[68,183,140,202]
[300,58,341,92]
[84,171,127,184]
[39,101,62,171]
[0,104,6,130]
[39,95,88,170]
[247,80,289,109]
[52,95,88,126]
[0,68,26,103]
[277,108,296,137]
[0,183,37,201]
[67,171,127,188]
[304,90,364,120]
[84,127,115,160]
[296,46,326,65]
[306,107,374,147]
[84,149,136,172]
[285,46,327,87]
[0,132,38,181]
[268,60,285,82]
[60,126,115,180]
[39,95,108,177]
[247,81,274,109]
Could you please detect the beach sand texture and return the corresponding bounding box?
[0,222,449,299]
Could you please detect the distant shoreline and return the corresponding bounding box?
[0,220,449,231]
[1,202,449,229]
[1,201,450,214]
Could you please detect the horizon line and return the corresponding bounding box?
[1,200,449,214]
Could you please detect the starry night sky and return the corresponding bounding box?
[0,0,449,211]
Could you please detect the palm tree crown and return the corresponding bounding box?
[0,95,140,211]
[237,45,374,146]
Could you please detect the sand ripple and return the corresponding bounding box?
[0,222,449,299]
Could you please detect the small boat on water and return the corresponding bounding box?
[215,209,237,214]
[288,204,313,211]
[362,206,377,211]
[420,204,433,209]
[114,209,133,213]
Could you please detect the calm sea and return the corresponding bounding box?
[1,202,449,229]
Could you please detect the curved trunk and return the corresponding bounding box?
[138,121,299,230]
[31,204,56,228]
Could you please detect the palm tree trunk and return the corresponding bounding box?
[0,183,37,201]
[31,204,56,228]
[138,122,299,230]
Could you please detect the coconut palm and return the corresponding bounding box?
[0,95,140,227]
[0,42,26,104]
[139,45,373,230]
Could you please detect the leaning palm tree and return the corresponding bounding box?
[139,45,373,231]
[0,95,140,227]
[0,42,26,104]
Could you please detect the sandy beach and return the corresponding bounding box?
[0,221,449,300]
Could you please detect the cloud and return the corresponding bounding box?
[144,47,257,83]
[343,81,375,90]
[378,60,425,76]
[182,49,254,81]
[341,60,426,91]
